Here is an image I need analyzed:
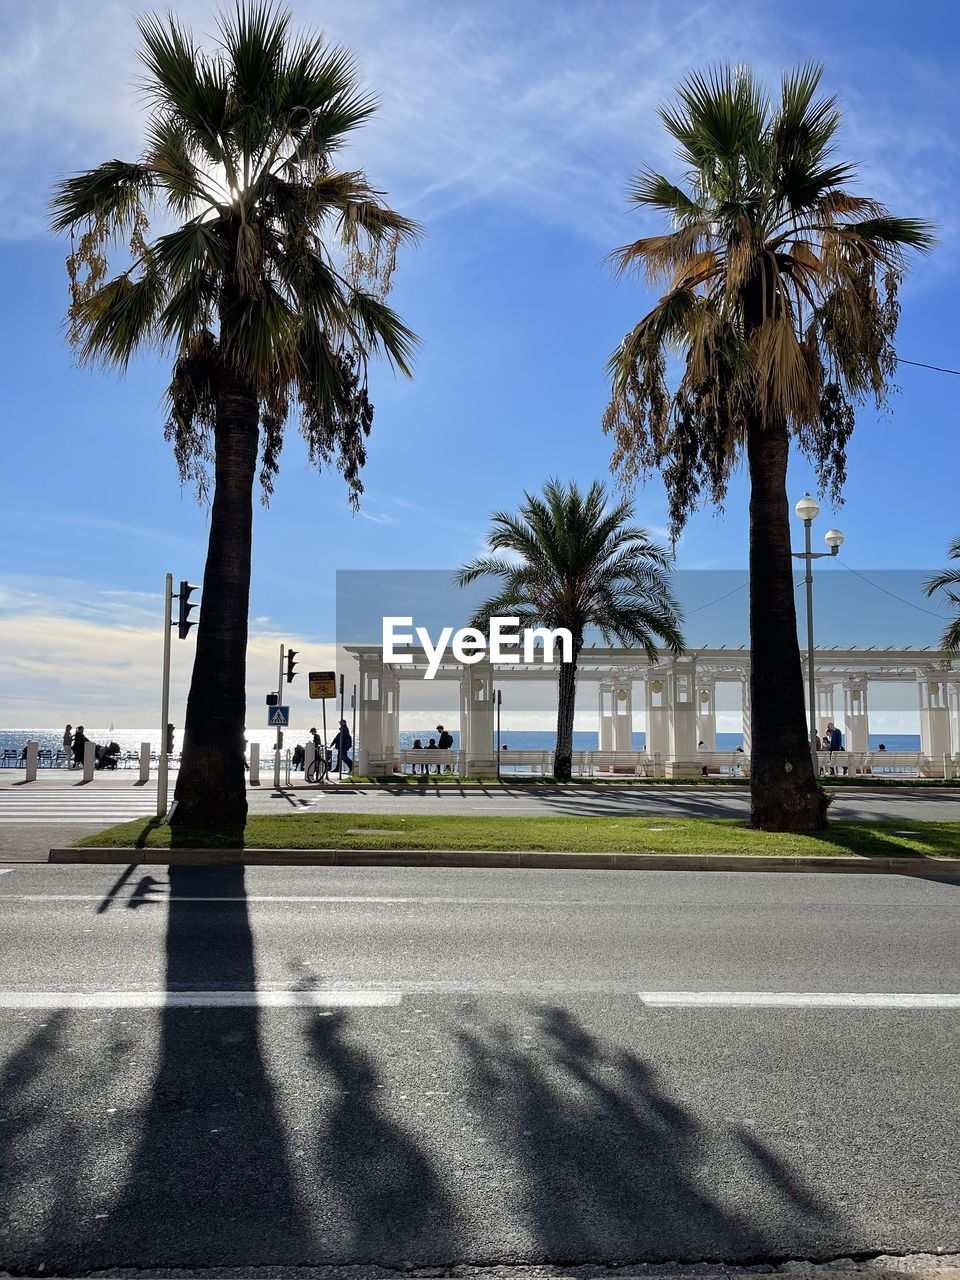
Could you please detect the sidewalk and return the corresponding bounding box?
[4,770,959,796]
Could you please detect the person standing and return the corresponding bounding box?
[72,726,88,769]
[828,722,845,774]
[435,724,453,774]
[62,724,73,768]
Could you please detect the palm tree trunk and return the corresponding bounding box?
[171,366,259,836]
[745,416,825,831]
[554,647,580,782]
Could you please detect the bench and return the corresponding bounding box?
[496,749,553,774]
[857,751,926,777]
[698,751,750,777]
[588,751,660,777]
[396,748,462,776]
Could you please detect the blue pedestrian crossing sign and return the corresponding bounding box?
[267,705,289,727]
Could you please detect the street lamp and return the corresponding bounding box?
[792,494,844,773]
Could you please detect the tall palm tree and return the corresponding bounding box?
[457,479,684,781]
[50,4,419,832]
[925,539,960,653]
[604,64,934,830]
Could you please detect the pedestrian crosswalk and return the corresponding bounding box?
[0,787,156,824]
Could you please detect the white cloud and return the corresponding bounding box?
[0,576,335,728]
[5,0,955,270]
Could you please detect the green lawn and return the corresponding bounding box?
[348,774,958,787]
[75,814,960,859]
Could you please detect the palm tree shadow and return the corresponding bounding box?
[456,1004,842,1262]
[303,1009,460,1260]
[99,866,310,1266]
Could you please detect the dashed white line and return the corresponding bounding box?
[637,990,960,1009]
[0,990,402,1009]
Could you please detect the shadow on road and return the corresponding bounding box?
[455,1003,840,1261]
[303,1008,460,1256]
[102,866,310,1266]
[0,874,856,1270]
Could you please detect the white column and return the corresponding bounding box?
[357,656,384,774]
[249,742,260,785]
[741,675,752,756]
[459,675,470,756]
[949,679,960,757]
[697,679,717,751]
[666,659,699,776]
[82,739,95,782]
[24,741,38,782]
[463,665,495,772]
[598,682,614,751]
[382,675,400,767]
[843,678,870,753]
[613,681,633,750]
[139,742,151,783]
[644,674,669,757]
[918,670,951,762]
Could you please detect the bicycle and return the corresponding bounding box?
[305,743,334,784]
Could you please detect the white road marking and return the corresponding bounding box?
[637,990,960,1008]
[0,990,402,1009]
[0,869,15,875]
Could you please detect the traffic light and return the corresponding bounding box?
[165,723,175,754]
[266,692,279,706]
[286,648,298,683]
[176,581,200,639]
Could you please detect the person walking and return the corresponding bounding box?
[62,724,73,768]
[331,719,352,773]
[72,725,88,769]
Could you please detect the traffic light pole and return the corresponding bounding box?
[274,643,285,789]
[158,573,173,818]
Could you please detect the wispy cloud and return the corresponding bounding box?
[7,0,956,270]
[6,509,205,550]
[356,509,398,526]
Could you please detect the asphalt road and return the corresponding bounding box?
[0,862,958,1272]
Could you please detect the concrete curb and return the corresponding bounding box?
[48,847,960,874]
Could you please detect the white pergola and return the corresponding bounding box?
[345,644,960,777]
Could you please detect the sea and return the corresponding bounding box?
[0,726,923,763]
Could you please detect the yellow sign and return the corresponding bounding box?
[308,671,337,699]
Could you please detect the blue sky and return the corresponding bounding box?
[0,0,957,727]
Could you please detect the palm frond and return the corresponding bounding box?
[347,291,418,375]
[50,161,155,234]
[75,270,166,367]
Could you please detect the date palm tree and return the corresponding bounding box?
[50,3,419,833]
[925,539,960,653]
[457,479,684,781]
[604,64,934,830]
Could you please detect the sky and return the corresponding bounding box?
[0,0,958,731]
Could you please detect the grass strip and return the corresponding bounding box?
[75,814,960,859]
[345,774,960,788]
